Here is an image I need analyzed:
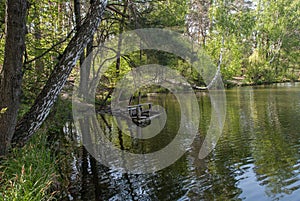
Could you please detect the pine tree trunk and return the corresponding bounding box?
[11,0,107,147]
[0,0,27,156]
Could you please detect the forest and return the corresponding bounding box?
[0,0,299,200]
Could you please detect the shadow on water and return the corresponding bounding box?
[59,83,300,201]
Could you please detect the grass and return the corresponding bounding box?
[0,132,59,201]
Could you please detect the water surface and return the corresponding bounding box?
[65,82,300,201]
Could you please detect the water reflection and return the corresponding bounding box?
[63,83,300,200]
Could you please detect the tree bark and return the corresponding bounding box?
[0,0,27,156]
[74,0,86,96]
[11,0,107,147]
[115,0,129,76]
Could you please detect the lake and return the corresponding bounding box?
[65,82,300,201]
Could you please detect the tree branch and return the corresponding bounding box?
[24,29,75,65]
[106,5,129,18]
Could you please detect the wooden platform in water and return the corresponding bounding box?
[112,103,161,127]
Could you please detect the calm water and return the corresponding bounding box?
[65,82,300,201]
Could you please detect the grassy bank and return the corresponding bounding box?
[0,132,59,201]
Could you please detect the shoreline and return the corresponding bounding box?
[224,79,300,89]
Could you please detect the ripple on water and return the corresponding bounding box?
[65,83,300,200]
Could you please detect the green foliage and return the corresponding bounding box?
[22,0,72,103]
[189,0,296,84]
[1,0,298,116]
[0,132,58,201]
[148,0,188,30]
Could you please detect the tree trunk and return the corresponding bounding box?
[74,0,94,98]
[74,0,86,96]
[0,0,27,156]
[11,0,107,147]
[115,0,129,76]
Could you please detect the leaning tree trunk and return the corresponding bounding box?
[11,0,108,147]
[0,0,27,156]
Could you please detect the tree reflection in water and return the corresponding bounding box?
[62,83,300,200]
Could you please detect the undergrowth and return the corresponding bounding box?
[0,132,59,201]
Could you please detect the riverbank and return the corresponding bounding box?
[0,130,61,200]
[224,77,300,88]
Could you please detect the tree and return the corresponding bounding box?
[11,0,107,147]
[186,0,211,47]
[22,0,74,102]
[0,0,28,156]
[74,0,91,97]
